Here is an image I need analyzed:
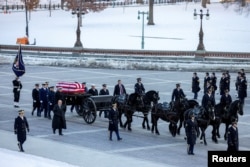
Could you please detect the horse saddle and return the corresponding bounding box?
[117,95,126,104]
[156,102,171,114]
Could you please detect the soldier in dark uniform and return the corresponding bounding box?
[52,100,66,135]
[210,72,217,93]
[12,77,22,108]
[235,71,241,92]
[14,110,29,152]
[88,84,98,96]
[48,86,56,120]
[192,72,200,100]
[225,71,231,91]
[39,83,49,118]
[82,82,88,92]
[171,83,186,102]
[108,103,122,141]
[220,89,232,111]
[31,83,40,116]
[203,72,210,93]
[113,79,126,96]
[202,89,216,111]
[219,73,228,96]
[204,81,214,96]
[99,84,110,118]
[134,77,145,95]
[227,121,239,152]
[238,73,247,105]
[55,87,64,104]
[185,114,198,155]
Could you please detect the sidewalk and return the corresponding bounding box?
[0,130,171,167]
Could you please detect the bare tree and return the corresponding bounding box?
[147,0,155,25]
[21,0,40,20]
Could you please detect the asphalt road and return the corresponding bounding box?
[0,65,249,167]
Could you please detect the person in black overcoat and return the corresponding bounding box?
[227,121,239,152]
[14,110,29,152]
[192,72,200,100]
[52,100,66,135]
[238,74,247,105]
[31,83,40,116]
[113,79,126,96]
[185,114,198,155]
[108,103,122,141]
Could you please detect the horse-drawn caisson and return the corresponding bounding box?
[56,82,114,124]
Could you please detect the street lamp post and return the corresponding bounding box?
[194,9,209,51]
[138,11,148,49]
[72,9,83,48]
[24,0,29,37]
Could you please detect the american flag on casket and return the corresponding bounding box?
[12,45,25,77]
[56,82,85,94]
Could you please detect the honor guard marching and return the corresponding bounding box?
[238,73,247,105]
[185,114,198,155]
[202,89,216,111]
[31,84,40,116]
[192,72,200,100]
[13,77,22,108]
[14,110,29,152]
[39,83,49,118]
[227,121,239,152]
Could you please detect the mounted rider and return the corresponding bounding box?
[171,83,186,109]
[134,78,145,105]
[220,89,232,114]
[202,89,216,112]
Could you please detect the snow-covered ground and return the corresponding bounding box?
[0,1,250,52]
[0,148,79,167]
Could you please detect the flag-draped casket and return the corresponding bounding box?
[56,82,85,94]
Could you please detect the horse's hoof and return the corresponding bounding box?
[128,128,132,131]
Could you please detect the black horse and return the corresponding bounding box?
[184,103,215,145]
[213,100,243,141]
[151,98,198,137]
[123,90,160,131]
[151,102,179,137]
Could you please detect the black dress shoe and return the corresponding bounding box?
[59,133,63,136]
[31,111,34,116]
[118,138,122,141]
[109,138,112,141]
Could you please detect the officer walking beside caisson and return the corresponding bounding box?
[185,114,198,155]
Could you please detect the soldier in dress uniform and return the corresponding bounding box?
[203,72,210,93]
[88,84,98,96]
[219,72,228,96]
[192,72,200,100]
[31,83,40,116]
[220,89,232,111]
[108,103,122,141]
[39,83,49,118]
[210,72,217,93]
[14,110,29,152]
[202,89,216,111]
[134,78,145,95]
[238,73,247,105]
[99,84,110,118]
[113,79,126,96]
[12,77,22,108]
[185,114,198,155]
[235,71,241,92]
[171,83,186,102]
[48,86,56,119]
[227,121,239,152]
